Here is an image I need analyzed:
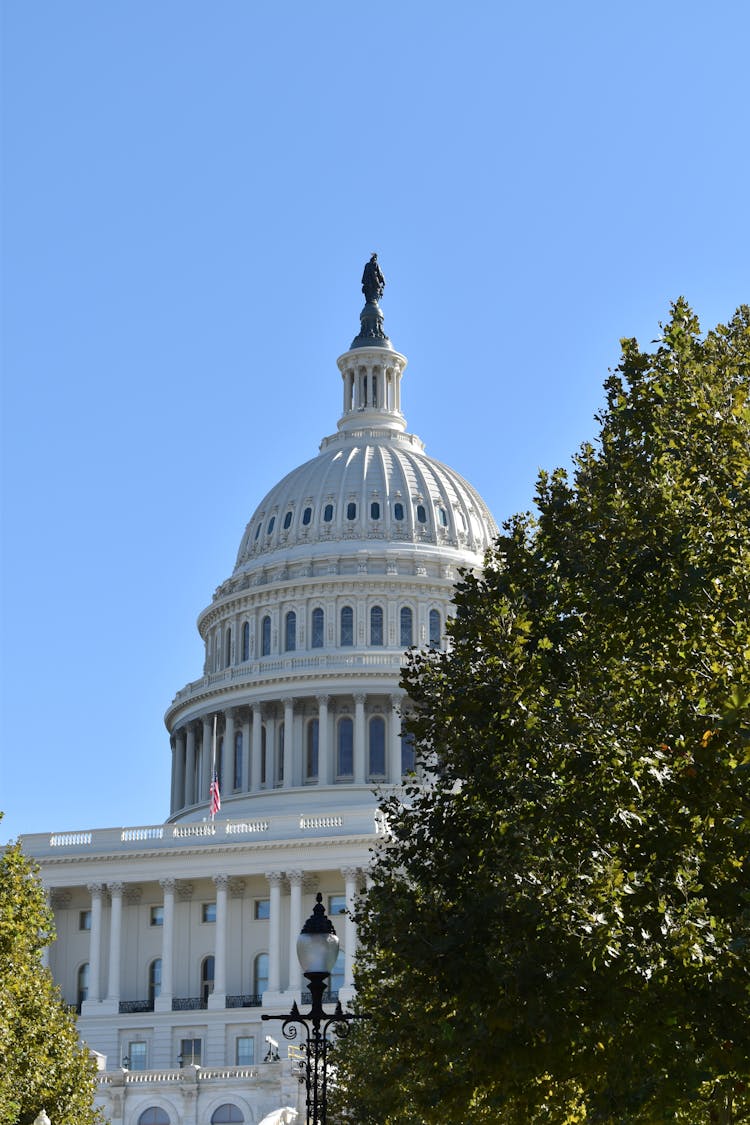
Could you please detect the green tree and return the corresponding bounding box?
[335,301,750,1124]
[0,828,102,1125]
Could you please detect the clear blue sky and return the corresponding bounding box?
[1,1,748,843]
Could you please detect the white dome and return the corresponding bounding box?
[233,424,497,577]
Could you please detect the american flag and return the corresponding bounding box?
[209,772,221,818]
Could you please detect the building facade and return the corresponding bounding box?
[21,266,498,1125]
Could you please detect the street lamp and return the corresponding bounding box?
[263,893,360,1124]
[33,1112,51,1125]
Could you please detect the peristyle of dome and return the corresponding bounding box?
[164,267,497,823]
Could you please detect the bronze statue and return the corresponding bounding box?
[361,253,385,304]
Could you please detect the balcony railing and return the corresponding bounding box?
[172,997,207,1011]
[119,999,154,1014]
[226,993,263,1008]
[301,988,339,1005]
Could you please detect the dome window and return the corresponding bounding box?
[346,502,357,520]
[254,522,262,540]
[370,605,384,646]
[370,501,380,520]
[368,716,386,778]
[394,502,404,521]
[267,516,275,534]
[261,616,271,657]
[416,504,427,524]
[429,609,442,649]
[323,504,334,523]
[285,611,296,652]
[400,606,413,647]
[311,607,324,648]
[302,506,312,526]
[283,511,293,530]
[340,606,353,647]
[439,507,448,527]
[337,717,354,778]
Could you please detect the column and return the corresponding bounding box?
[265,871,284,998]
[209,874,229,1008]
[86,883,104,1005]
[283,699,294,789]
[185,725,196,806]
[341,868,359,989]
[222,711,234,797]
[251,705,262,793]
[317,695,330,785]
[266,713,276,788]
[106,882,124,1005]
[389,695,402,783]
[354,694,366,785]
[157,878,175,1011]
[287,871,304,992]
[202,715,213,800]
[241,712,251,793]
[174,729,185,810]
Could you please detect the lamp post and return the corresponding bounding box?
[33,1112,51,1125]
[262,893,360,1125]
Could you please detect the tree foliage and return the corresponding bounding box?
[0,828,102,1125]
[335,301,750,1124]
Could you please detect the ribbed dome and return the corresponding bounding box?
[234,424,497,575]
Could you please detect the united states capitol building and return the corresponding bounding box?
[21,259,498,1125]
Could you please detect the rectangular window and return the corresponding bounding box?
[79,910,91,931]
[329,894,346,918]
[180,1038,201,1066]
[236,1036,255,1065]
[201,902,217,923]
[255,898,270,920]
[150,906,164,927]
[127,1041,147,1070]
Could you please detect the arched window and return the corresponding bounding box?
[138,1110,170,1125]
[77,962,89,1009]
[429,609,441,649]
[261,615,271,656]
[370,500,380,520]
[370,605,384,646]
[201,956,215,1005]
[285,611,296,652]
[148,958,162,1006]
[346,501,357,520]
[369,716,386,777]
[306,719,319,780]
[283,510,293,530]
[439,507,449,527]
[254,522,262,540]
[401,730,416,775]
[340,606,353,647]
[234,730,243,790]
[211,1106,244,1124]
[225,627,232,667]
[311,607,324,648]
[267,516,275,535]
[302,506,312,525]
[400,606,413,647]
[416,503,427,524]
[337,717,353,778]
[254,952,269,999]
[394,501,404,521]
[241,621,250,662]
[323,503,334,522]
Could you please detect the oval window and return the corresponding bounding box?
[267,516,275,534]
[394,502,404,521]
[324,504,334,522]
[416,505,427,524]
[347,502,357,520]
[283,511,293,530]
[302,507,312,526]
[370,501,380,520]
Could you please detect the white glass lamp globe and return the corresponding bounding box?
[296,893,340,975]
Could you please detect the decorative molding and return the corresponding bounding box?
[228,878,246,899]
[176,881,194,902]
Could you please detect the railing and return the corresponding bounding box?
[119,999,154,1014]
[301,988,339,1005]
[226,993,263,1008]
[98,1065,260,1086]
[172,997,207,1011]
[23,808,382,856]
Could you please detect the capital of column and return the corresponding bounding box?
[108,882,124,898]
[265,871,285,887]
[316,694,330,706]
[354,692,366,705]
[213,874,230,891]
[159,878,176,894]
[286,869,304,887]
[341,866,361,881]
[176,881,194,902]
[87,882,105,898]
